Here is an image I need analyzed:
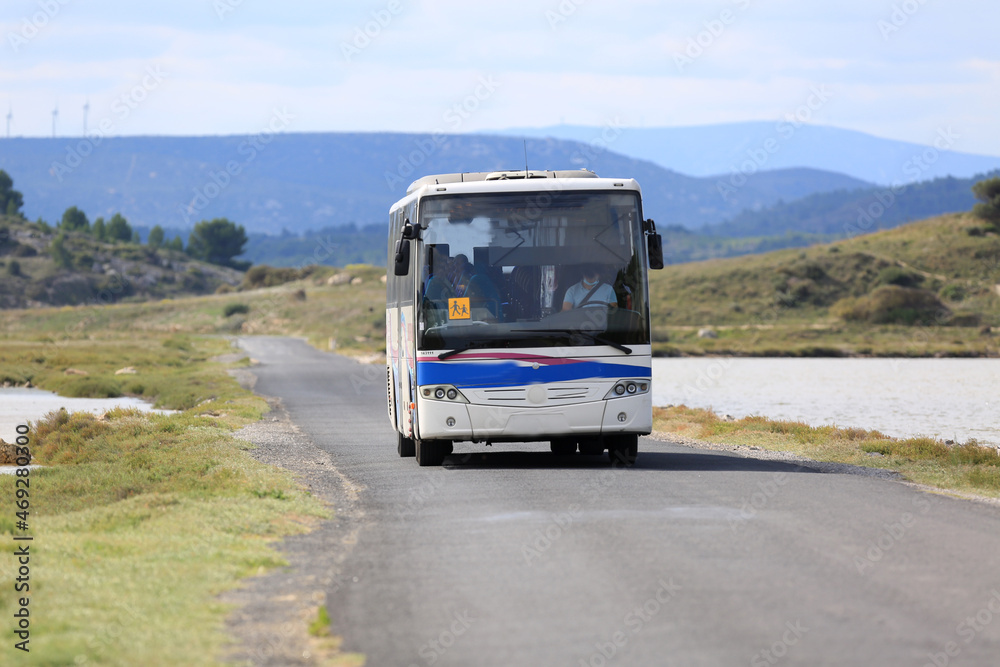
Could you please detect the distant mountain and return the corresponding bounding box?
[497,123,1000,186]
[0,133,870,234]
[240,225,385,268]
[708,171,1000,239]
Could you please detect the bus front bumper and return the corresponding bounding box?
[416,394,652,442]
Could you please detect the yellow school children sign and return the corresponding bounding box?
[448,298,470,320]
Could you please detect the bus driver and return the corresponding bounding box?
[562,265,618,311]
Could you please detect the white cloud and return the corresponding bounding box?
[0,0,997,155]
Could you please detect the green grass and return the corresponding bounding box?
[654,405,1000,497]
[0,335,331,665]
[0,263,388,360]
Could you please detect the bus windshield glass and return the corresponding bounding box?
[417,190,649,352]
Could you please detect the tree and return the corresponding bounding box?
[92,217,106,241]
[187,218,249,268]
[0,170,24,217]
[167,236,184,252]
[148,225,165,249]
[49,233,73,269]
[972,177,1000,232]
[104,213,133,243]
[60,206,89,232]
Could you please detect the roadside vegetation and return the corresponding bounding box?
[0,333,336,665]
[654,406,1000,499]
[0,169,251,308]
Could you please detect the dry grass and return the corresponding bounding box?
[654,405,1000,497]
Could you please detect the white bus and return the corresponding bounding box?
[386,169,664,466]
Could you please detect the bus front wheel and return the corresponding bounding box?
[398,432,415,458]
[416,439,451,466]
[607,434,638,467]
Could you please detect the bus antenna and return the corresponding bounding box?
[523,140,529,177]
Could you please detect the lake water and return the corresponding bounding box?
[0,387,173,443]
[652,358,1000,446]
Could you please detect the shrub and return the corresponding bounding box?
[939,284,966,302]
[877,266,923,288]
[242,265,303,289]
[223,302,250,317]
[5,259,20,277]
[63,376,124,399]
[831,285,949,325]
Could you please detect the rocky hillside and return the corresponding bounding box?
[0,216,243,309]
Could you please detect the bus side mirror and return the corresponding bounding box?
[644,219,664,270]
[394,220,418,276]
[394,239,411,276]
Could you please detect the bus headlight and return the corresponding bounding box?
[605,380,650,400]
[421,385,469,403]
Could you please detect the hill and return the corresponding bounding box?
[707,172,1000,239]
[0,133,869,234]
[648,212,1000,356]
[240,224,385,269]
[0,215,242,308]
[498,122,1000,185]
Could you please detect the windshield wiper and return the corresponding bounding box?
[511,329,633,355]
[436,340,497,360]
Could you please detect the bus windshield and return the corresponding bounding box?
[417,190,649,352]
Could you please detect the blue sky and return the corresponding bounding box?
[1,0,998,156]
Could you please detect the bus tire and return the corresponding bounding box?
[607,434,638,467]
[416,439,449,466]
[398,432,415,457]
[550,438,577,455]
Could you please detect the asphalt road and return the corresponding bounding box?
[238,336,1000,667]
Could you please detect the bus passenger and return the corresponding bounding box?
[562,265,618,311]
[423,247,454,302]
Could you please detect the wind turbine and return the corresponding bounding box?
[83,99,89,135]
[5,107,11,139]
[51,105,58,138]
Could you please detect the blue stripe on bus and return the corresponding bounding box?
[416,360,649,388]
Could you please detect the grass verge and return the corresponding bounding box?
[654,405,1000,498]
[0,335,337,666]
